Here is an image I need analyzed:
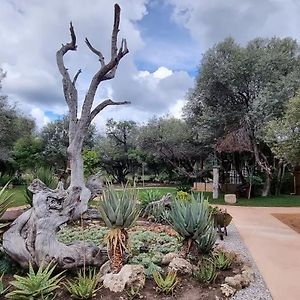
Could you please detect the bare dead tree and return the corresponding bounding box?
[3,3,129,269]
[56,3,130,217]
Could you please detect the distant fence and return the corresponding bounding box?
[193,182,238,194]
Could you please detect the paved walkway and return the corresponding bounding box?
[224,206,300,300]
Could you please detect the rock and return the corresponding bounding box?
[220,283,236,297]
[225,274,243,290]
[224,194,237,204]
[161,252,179,265]
[102,264,145,293]
[97,261,111,282]
[241,265,255,282]
[168,257,193,275]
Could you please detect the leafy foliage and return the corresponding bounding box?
[265,93,300,166]
[6,262,64,299]
[194,258,218,284]
[153,271,177,294]
[65,268,100,299]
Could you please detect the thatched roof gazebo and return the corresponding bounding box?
[215,126,253,154]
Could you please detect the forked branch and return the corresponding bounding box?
[85,38,105,67]
[90,99,130,121]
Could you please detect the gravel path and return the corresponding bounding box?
[218,224,273,300]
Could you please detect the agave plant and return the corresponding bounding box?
[168,193,213,257]
[99,186,140,273]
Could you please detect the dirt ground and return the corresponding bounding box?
[272,213,300,234]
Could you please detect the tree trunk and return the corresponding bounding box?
[3,179,107,269]
[3,4,129,270]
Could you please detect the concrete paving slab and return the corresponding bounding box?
[224,206,300,300]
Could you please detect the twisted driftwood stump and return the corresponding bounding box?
[3,179,108,269]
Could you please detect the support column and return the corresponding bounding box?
[213,166,220,199]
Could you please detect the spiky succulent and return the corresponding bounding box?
[196,223,217,254]
[99,187,140,228]
[213,249,234,270]
[99,186,140,273]
[0,181,14,217]
[168,193,213,257]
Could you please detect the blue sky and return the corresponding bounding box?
[1,0,300,129]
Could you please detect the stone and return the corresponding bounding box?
[161,252,179,265]
[220,283,236,297]
[102,264,145,293]
[242,265,255,280]
[168,257,193,275]
[224,194,237,204]
[97,261,111,282]
[225,274,243,290]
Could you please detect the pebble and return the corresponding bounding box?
[218,224,273,300]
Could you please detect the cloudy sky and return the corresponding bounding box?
[1,0,300,131]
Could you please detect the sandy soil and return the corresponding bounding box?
[272,213,300,234]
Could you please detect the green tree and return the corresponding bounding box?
[40,116,96,171]
[185,37,300,195]
[0,69,35,174]
[265,93,300,166]
[138,117,206,181]
[13,136,43,171]
[95,119,140,183]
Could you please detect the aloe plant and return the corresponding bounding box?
[0,181,14,217]
[196,224,217,254]
[194,258,218,284]
[153,271,177,294]
[65,268,100,299]
[168,193,214,257]
[99,186,140,273]
[213,249,234,270]
[6,262,64,299]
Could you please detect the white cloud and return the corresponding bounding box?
[30,107,50,128]
[168,0,300,50]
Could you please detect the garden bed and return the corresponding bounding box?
[272,213,300,234]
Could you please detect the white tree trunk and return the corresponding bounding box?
[3,4,129,269]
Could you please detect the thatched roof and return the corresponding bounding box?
[215,126,253,153]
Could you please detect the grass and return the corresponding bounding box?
[5,185,300,208]
[5,185,28,207]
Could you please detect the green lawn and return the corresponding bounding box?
[5,185,28,207]
[5,185,300,208]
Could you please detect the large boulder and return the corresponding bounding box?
[102,264,145,293]
[168,257,193,275]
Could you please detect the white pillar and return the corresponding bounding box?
[213,166,219,199]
